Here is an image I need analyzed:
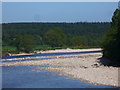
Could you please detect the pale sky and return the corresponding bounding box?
[2,2,118,23]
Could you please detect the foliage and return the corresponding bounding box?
[2,22,110,48]
[2,46,18,54]
[102,8,120,66]
[44,27,65,47]
[34,45,52,51]
[12,35,36,53]
[2,51,9,57]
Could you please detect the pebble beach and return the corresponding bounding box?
[1,48,119,87]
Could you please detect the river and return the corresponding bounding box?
[1,51,118,88]
[2,65,116,88]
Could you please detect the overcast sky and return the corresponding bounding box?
[2,2,118,23]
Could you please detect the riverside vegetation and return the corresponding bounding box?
[2,22,110,56]
[102,8,120,66]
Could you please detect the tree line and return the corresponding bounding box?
[2,22,110,50]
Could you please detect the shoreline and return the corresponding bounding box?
[8,48,102,56]
[44,67,117,87]
[1,52,119,87]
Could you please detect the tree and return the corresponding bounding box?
[44,27,65,47]
[13,35,36,53]
[102,7,120,66]
[70,36,86,47]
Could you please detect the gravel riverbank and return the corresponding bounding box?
[1,52,119,87]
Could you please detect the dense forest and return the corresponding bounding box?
[102,8,120,66]
[2,22,110,46]
[2,22,110,55]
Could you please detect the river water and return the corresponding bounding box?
[2,51,101,59]
[2,51,101,63]
[1,51,118,88]
[2,65,115,88]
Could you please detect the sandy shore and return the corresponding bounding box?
[40,48,102,53]
[10,48,101,56]
[1,52,119,87]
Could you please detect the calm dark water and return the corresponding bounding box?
[2,51,101,63]
[2,51,101,59]
[2,65,116,88]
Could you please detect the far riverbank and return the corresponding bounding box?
[8,48,102,56]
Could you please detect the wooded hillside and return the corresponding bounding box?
[2,22,110,48]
